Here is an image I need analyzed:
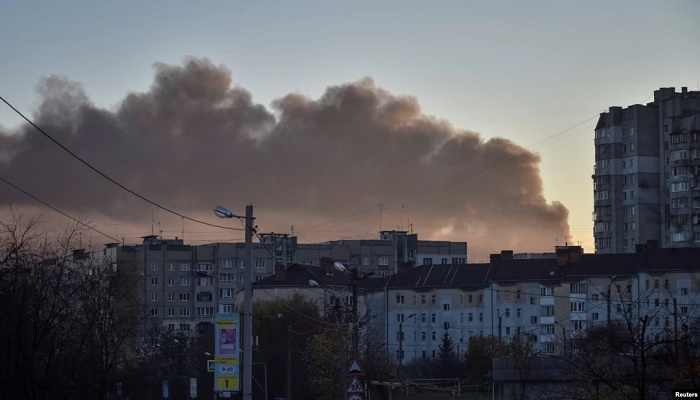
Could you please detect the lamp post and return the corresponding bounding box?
[213,205,254,400]
[398,313,415,382]
[606,275,616,326]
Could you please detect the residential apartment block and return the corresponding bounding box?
[249,244,700,364]
[593,87,700,253]
[381,244,700,363]
[105,231,467,338]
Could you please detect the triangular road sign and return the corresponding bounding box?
[346,377,364,394]
[346,359,364,375]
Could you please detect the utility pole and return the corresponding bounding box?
[287,324,292,400]
[352,269,359,359]
[243,205,253,400]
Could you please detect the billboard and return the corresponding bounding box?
[215,313,240,392]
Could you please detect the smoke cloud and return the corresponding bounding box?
[0,57,569,261]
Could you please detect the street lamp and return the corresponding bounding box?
[606,275,616,325]
[214,205,254,400]
[398,313,416,382]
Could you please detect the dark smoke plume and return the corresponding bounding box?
[0,57,569,261]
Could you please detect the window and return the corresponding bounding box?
[517,308,521,318]
[530,316,538,324]
[168,293,175,301]
[151,292,158,301]
[655,298,659,307]
[468,294,473,303]
[396,331,405,341]
[443,304,450,311]
[220,259,234,269]
[432,332,436,341]
[255,260,266,269]
[220,288,233,298]
[443,322,450,330]
[681,306,689,314]
[421,332,426,341]
[197,263,212,272]
[431,295,436,304]
[421,295,426,304]
[540,287,552,296]
[572,320,585,331]
[452,257,465,264]
[681,287,689,295]
[180,277,191,286]
[151,262,158,271]
[197,277,212,287]
[180,262,191,271]
[479,313,483,322]
[441,258,448,265]
[591,294,599,301]
[505,308,511,318]
[168,277,175,286]
[361,256,370,266]
[179,323,191,331]
[219,273,234,283]
[196,307,214,317]
[431,314,436,323]
[397,314,405,323]
[541,306,554,316]
[168,263,175,271]
[150,308,158,316]
[220,304,233,313]
[396,295,405,305]
[421,313,427,323]
[378,256,389,266]
[570,283,587,294]
[530,297,537,305]
[151,277,158,286]
[180,293,190,301]
[570,302,585,312]
[592,313,599,321]
[180,308,191,317]
[168,308,175,317]
[468,313,473,322]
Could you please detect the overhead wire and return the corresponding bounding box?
[298,114,600,238]
[0,174,119,243]
[0,96,242,232]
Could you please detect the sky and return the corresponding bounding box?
[1,1,699,262]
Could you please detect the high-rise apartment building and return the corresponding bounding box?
[593,87,700,253]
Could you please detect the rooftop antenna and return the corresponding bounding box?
[379,204,384,231]
[150,211,154,235]
[400,203,408,231]
[291,225,295,236]
[181,217,184,241]
[158,222,161,239]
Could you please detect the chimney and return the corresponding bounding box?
[635,243,648,254]
[72,249,88,261]
[555,244,583,266]
[489,253,501,263]
[320,257,334,274]
[646,239,659,249]
[500,250,514,260]
[274,263,286,282]
[682,87,688,97]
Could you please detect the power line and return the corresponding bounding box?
[0,174,119,242]
[298,114,599,237]
[0,96,242,232]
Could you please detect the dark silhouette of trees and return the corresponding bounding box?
[0,211,143,400]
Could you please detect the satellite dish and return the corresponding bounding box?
[309,279,319,286]
[334,262,347,272]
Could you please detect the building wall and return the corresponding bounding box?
[594,87,700,253]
